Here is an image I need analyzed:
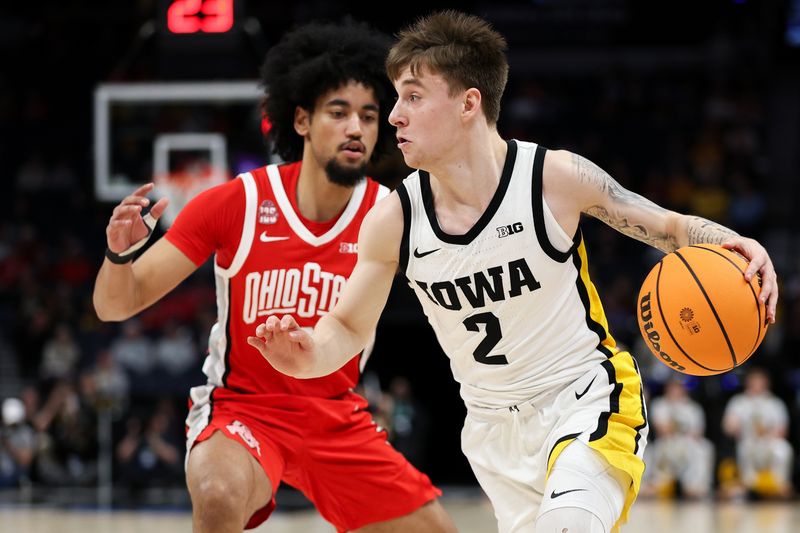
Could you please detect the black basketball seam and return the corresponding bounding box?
[689,245,764,358]
[674,250,738,367]
[655,260,723,372]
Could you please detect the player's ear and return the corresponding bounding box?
[294,106,311,136]
[462,88,482,121]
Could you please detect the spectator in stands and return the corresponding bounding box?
[0,397,37,488]
[116,400,182,490]
[33,382,97,486]
[644,379,714,499]
[39,323,80,383]
[109,319,155,378]
[722,368,793,499]
[90,349,130,416]
[153,320,197,377]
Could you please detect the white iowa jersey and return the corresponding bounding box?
[397,140,620,410]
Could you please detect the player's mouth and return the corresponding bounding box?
[340,141,366,160]
[396,135,410,149]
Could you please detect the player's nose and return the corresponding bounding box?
[388,101,406,127]
[345,113,363,137]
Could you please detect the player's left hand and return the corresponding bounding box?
[247,315,317,377]
[722,237,778,323]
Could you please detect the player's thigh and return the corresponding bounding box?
[186,431,273,518]
[462,412,544,532]
[354,499,456,533]
[537,440,628,533]
[467,456,542,532]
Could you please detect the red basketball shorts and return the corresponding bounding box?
[186,385,441,531]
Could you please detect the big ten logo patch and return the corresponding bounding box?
[339,242,358,254]
[226,420,261,456]
[259,200,279,225]
[497,222,523,238]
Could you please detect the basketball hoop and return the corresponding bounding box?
[149,131,231,228]
[153,161,228,228]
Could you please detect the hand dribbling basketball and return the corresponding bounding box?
[637,244,770,375]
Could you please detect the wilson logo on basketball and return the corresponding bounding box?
[639,292,686,372]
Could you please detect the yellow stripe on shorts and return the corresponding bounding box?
[547,233,649,530]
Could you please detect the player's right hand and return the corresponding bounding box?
[247,315,317,378]
[106,183,169,253]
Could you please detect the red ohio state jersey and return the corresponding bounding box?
[166,162,388,398]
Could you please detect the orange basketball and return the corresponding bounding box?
[636,244,768,376]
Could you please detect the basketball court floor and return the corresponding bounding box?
[1,496,798,533]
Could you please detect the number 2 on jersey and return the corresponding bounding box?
[462,312,508,365]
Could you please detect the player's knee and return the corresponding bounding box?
[189,473,248,518]
[534,507,606,533]
[415,499,458,533]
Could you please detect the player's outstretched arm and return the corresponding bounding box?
[248,193,404,379]
[544,149,777,322]
[93,183,198,321]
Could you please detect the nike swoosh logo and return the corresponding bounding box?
[413,247,440,258]
[260,231,290,243]
[575,376,596,400]
[551,488,588,499]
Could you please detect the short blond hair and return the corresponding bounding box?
[386,10,508,124]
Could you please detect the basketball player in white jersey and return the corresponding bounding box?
[249,10,779,533]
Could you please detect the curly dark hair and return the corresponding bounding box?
[260,19,395,163]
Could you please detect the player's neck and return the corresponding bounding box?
[295,161,354,222]
[427,130,507,211]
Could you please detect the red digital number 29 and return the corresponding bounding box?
[168,0,234,34]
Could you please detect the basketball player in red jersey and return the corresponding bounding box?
[93,20,455,533]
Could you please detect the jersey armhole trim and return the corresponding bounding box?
[532,145,579,263]
[214,173,255,278]
[376,184,390,202]
[396,183,412,275]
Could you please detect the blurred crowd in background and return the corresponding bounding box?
[1,0,799,507]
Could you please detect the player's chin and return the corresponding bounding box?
[400,152,420,168]
[337,153,368,168]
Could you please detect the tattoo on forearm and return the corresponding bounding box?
[685,216,739,245]
[572,153,679,252]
